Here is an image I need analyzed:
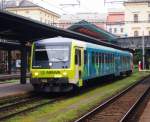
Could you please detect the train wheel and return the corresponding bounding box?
[32,84,41,92]
[126,71,131,76]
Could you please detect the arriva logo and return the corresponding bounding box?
[46,71,60,74]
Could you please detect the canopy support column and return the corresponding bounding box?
[8,50,11,74]
[20,43,27,84]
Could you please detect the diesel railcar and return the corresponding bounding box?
[30,37,133,92]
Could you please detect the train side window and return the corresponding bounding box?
[99,53,101,63]
[75,50,78,65]
[106,53,108,63]
[105,54,107,63]
[96,52,98,64]
[102,53,103,63]
[109,54,111,63]
[102,53,104,63]
[124,56,125,63]
[92,52,95,64]
[108,54,109,63]
[107,54,108,63]
[79,50,81,66]
[104,53,106,63]
[113,54,114,63]
[84,50,87,64]
[110,54,112,63]
[75,49,81,66]
[109,53,110,63]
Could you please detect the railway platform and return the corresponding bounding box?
[0,82,33,99]
[139,96,150,122]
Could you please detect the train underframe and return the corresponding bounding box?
[30,78,75,92]
[30,70,132,92]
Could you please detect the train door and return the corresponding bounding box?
[75,47,83,87]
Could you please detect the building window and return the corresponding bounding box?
[121,28,124,33]
[148,14,150,22]
[26,10,29,14]
[114,28,117,33]
[148,2,150,7]
[134,31,139,37]
[109,28,112,33]
[134,14,138,23]
[40,17,42,22]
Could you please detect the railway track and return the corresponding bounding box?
[0,95,56,121]
[0,73,30,82]
[75,76,150,122]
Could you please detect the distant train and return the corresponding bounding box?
[30,37,133,92]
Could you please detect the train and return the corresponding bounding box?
[30,36,133,92]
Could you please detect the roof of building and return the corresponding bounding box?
[0,0,60,16]
[68,20,117,44]
[60,13,107,22]
[107,12,124,24]
[0,0,37,9]
[125,0,150,3]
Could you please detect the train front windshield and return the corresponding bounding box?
[32,44,70,69]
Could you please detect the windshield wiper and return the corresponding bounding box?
[53,57,66,62]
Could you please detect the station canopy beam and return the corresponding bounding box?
[0,10,130,84]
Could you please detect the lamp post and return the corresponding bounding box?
[1,0,4,10]
[1,0,3,10]
[142,30,145,70]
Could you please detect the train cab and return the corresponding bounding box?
[30,37,85,92]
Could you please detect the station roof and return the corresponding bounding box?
[0,10,131,52]
[68,20,118,44]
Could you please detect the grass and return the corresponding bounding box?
[0,78,30,84]
[0,79,19,84]
[6,69,150,122]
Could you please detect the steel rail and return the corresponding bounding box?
[0,73,30,81]
[74,75,150,122]
[0,97,56,121]
[120,85,150,122]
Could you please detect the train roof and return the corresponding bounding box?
[34,37,132,55]
[35,36,73,44]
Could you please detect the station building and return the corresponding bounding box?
[106,11,125,37]
[124,0,150,37]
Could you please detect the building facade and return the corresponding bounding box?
[59,12,106,29]
[124,0,150,37]
[2,0,60,26]
[106,12,125,37]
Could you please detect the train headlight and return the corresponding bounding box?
[63,72,67,76]
[34,72,39,76]
[49,62,52,66]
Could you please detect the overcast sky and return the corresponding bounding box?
[32,0,126,14]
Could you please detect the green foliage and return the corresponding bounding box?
[134,49,142,64]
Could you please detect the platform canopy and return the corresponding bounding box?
[68,20,118,44]
[0,10,121,49]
